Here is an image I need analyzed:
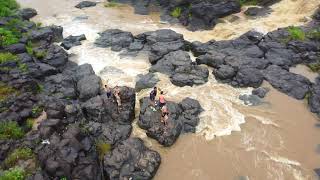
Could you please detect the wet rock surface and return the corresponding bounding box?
[138,97,203,146]
[0,12,160,180]
[61,34,86,50]
[244,7,272,17]
[103,138,161,180]
[75,1,97,9]
[135,73,159,92]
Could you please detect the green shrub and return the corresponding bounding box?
[31,106,43,117]
[25,118,34,131]
[96,141,111,160]
[307,62,320,73]
[288,26,305,41]
[18,63,28,72]
[0,28,19,46]
[307,28,320,41]
[0,0,20,17]
[0,82,17,102]
[34,51,46,59]
[4,148,34,168]
[239,0,258,6]
[0,121,24,140]
[171,7,182,18]
[0,168,25,180]
[0,53,18,64]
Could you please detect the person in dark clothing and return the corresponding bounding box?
[149,87,157,104]
[105,85,112,98]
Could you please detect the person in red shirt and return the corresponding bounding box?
[159,91,166,108]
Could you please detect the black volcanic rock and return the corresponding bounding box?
[75,1,97,9]
[61,34,86,50]
[103,138,161,180]
[138,97,203,146]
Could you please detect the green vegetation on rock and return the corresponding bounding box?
[0,82,17,102]
[239,0,258,6]
[96,140,111,160]
[171,7,182,18]
[287,26,305,41]
[0,121,24,140]
[0,53,18,64]
[307,28,320,41]
[0,0,20,17]
[4,148,34,169]
[0,28,19,46]
[307,62,320,73]
[31,106,43,117]
[0,168,25,180]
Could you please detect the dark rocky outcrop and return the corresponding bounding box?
[309,77,320,116]
[75,1,97,9]
[252,87,270,98]
[61,34,86,50]
[103,138,161,180]
[135,73,159,92]
[18,8,38,20]
[95,29,134,51]
[244,7,272,17]
[263,65,311,100]
[138,97,203,146]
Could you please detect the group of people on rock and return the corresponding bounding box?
[104,83,122,111]
[150,87,169,126]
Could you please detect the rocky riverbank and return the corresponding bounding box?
[104,0,280,31]
[94,7,320,117]
[0,4,169,179]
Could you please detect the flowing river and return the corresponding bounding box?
[17,0,320,179]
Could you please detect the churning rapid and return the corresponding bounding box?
[17,0,320,179]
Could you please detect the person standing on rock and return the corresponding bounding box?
[114,86,122,110]
[149,87,157,105]
[159,91,166,108]
[161,105,169,126]
[104,84,112,98]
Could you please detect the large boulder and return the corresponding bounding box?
[95,29,134,51]
[135,73,159,92]
[77,75,102,101]
[138,97,203,146]
[43,45,68,69]
[75,1,97,9]
[308,77,320,116]
[29,26,63,43]
[103,138,161,180]
[263,65,311,99]
[61,34,86,50]
[18,8,38,20]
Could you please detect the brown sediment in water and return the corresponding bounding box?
[290,64,319,83]
[17,0,320,179]
[153,82,320,180]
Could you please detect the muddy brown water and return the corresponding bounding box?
[17,0,320,179]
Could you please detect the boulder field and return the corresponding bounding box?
[106,0,279,31]
[94,9,320,117]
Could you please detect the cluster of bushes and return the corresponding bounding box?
[0,52,28,72]
[0,0,19,17]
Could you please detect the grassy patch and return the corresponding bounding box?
[4,148,34,168]
[307,28,320,41]
[96,141,111,160]
[0,0,20,17]
[26,41,33,55]
[0,28,19,47]
[0,121,24,140]
[239,0,258,6]
[31,106,43,117]
[25,118,34,131]
[34,51,47,59]
[0,82,17,102]
[287,26,305,41]
[0,168,25,180]
[0,53,18,64]
[171,7,182,18]
[307,62,320,73]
